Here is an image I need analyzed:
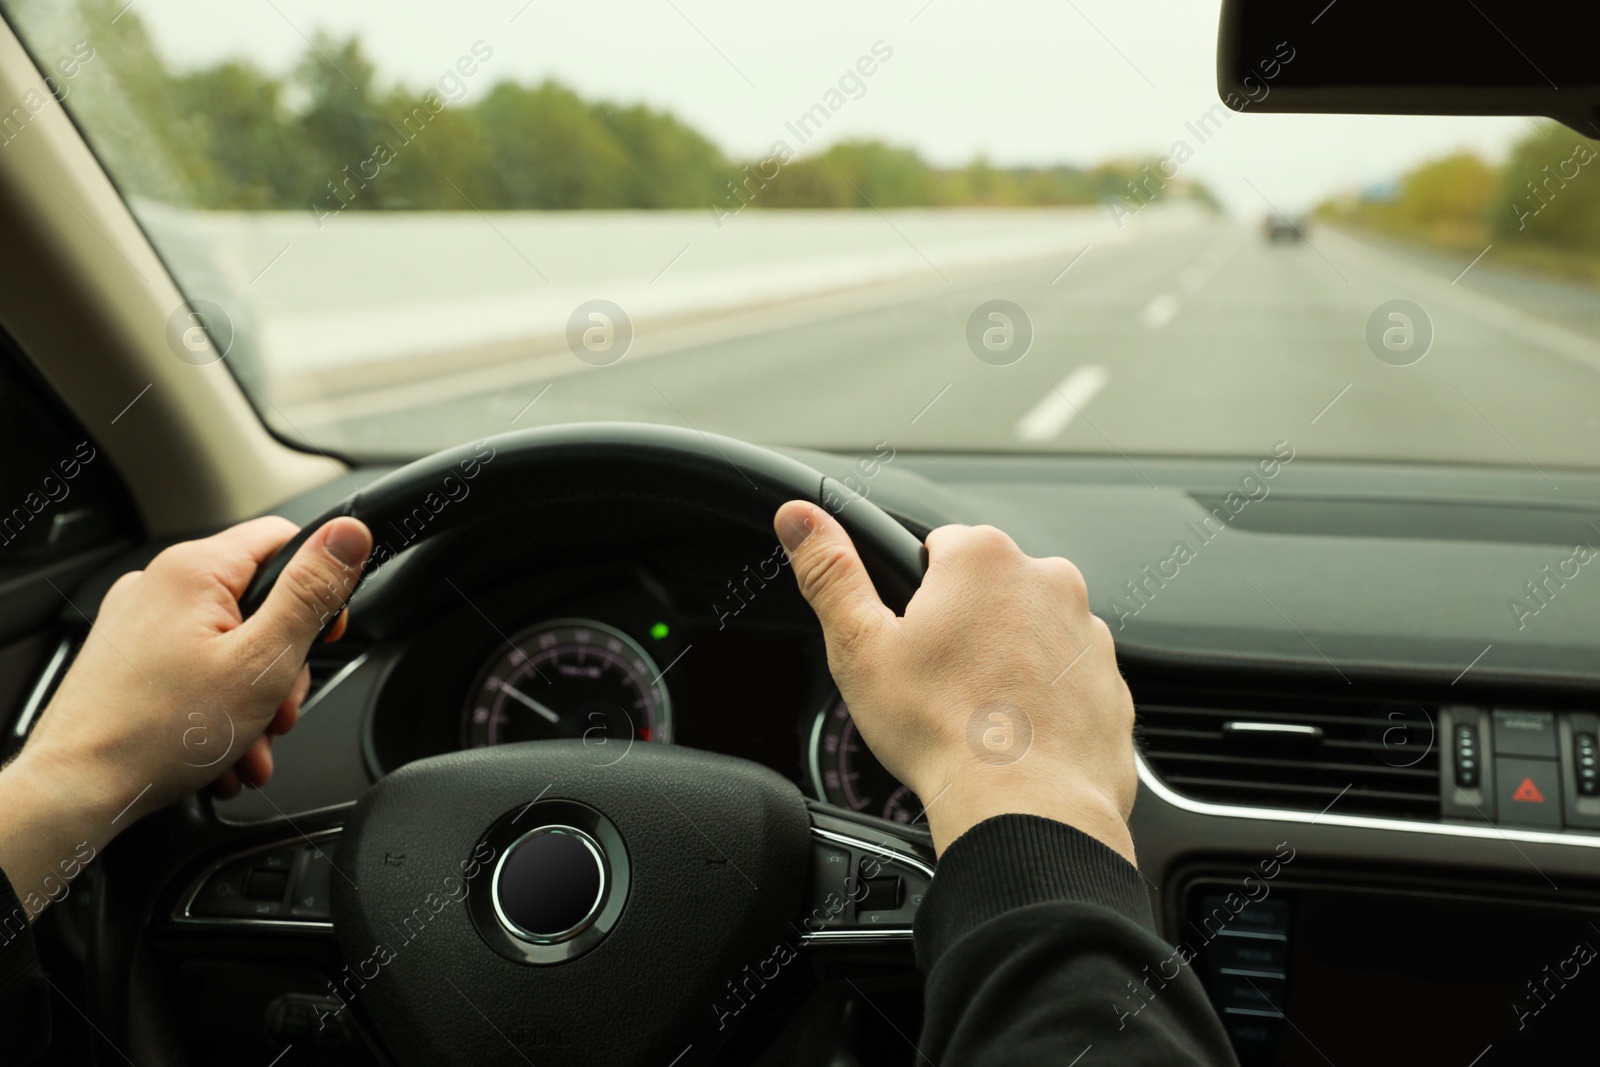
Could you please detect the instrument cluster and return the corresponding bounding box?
[450,606,917,823]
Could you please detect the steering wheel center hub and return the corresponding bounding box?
[492,825,607,943]
[331,742,811,1065]
[466,799,630,966]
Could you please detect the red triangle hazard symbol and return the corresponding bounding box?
[1512,777,1546,803]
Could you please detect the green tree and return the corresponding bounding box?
[166,62,302,208]
[945,158,1019,206]
[757,158,853,208]
[1493,122,1600,250]
[812,141,936,207]
[375,92,495,210]
[1393,152,1497,242]
[293,36,389,209]
[476,81,631,209]
[15,2,1203,215]
[594,103,729,208]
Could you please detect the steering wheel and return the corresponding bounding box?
[109,424,937,1066]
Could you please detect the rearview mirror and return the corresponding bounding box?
[1217,0,1600,134]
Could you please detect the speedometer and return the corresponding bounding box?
[462,619,672,753]
[810,693,923,824]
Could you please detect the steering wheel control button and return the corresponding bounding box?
[244,868,289,902]
[266,993,356,1051]
[492,826,607,943]
[803,813,935,940]
[806,845,852,931]
[190,865,251,917]
[858,875,903,912]
[1494,757,1562,828]
[181,833,341,925]
[289,844,338,919]
[1492,709,1558,759]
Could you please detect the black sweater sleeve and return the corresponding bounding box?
[913,815,1238,1066]
[0,868,51,1062]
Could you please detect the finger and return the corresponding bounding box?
[198,516,305,599]
[232,518,373,677]
[322,609,349,644]
[235,734,274,788]
[924,523,1020,563]
[269,665,311,735]
[774,501,893,657]
[210,768,242,800]
[269,700,300,737]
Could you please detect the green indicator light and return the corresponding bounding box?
[649,622,670,640]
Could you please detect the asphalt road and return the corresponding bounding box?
[304,218,1600,477]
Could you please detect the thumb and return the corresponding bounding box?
[237,517,373,667]
[775,501,891,656]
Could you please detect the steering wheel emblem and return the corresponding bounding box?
[466,798,631,966]
[491,825,608,944]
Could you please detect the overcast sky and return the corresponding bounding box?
[125,0,1535,215]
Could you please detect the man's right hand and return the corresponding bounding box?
[774,501,1139,863]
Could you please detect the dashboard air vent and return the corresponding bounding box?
[1137,687,1441,821]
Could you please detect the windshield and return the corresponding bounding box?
[3,0,1595,468]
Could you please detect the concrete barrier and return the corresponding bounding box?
[135,201,1209,408]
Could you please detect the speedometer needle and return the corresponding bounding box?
[499,681,561,724]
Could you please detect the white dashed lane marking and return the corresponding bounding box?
[1141,292,1181,328]
[1015,364,1109,442]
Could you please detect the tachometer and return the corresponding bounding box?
[463,619,671,754]
[810,693,922,823]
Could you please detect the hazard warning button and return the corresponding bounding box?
[1512,777,1545,803]
[1496,757,1562,829]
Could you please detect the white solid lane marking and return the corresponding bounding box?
[1141,292,1180,328]
[1015,364,1110,442]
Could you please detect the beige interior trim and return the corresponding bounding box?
[0,20,342,537]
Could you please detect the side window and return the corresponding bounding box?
[0,337,138,563]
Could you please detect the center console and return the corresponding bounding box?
[1173,864,1600,1065]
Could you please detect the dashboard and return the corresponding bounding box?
[202,445,1600,854]
[44,444,1600,1066]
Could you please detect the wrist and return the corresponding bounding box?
[4,744,125,852]
[0,749,117,920]
[922,766,1137,866]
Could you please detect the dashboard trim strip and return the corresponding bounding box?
[13,637,73,739]
[806,705,829,808]
[1136,753,1600,849]
[301,651,369,718]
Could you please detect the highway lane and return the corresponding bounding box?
[310,219,1600,482]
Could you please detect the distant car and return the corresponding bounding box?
[1264,213,1306,241]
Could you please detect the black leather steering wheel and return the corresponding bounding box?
[238,422,926,627]
[168,423,935,1066]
